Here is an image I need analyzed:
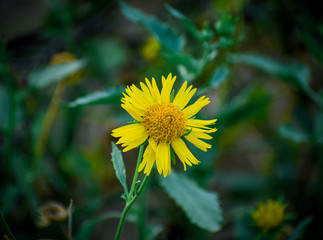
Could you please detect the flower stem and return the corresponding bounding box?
[114,144,149,240]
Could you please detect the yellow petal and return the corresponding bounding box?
[186,119,217,130]
[182,96,210,118]
[156,142,171,177]
[161,73,176,103]
[184,133,212,152]
[138,145,156,175]
[171,138,199,171]
[173,82,197,109]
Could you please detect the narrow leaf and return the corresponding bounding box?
[208,65,230,89]
[159,171,222,232]
[165,4,202,42]
[62,87,123,108]
[119,0,184,53]
[229,53,310,89]
[111,142,128,197]
[28,60,87,89]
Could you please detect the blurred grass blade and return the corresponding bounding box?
[159,172,222,232]
[28,60,87,89]
[0,211,16,240]
[119,0,184,53]
[111,142,128,197]
[165,4,202,42]
[229,53,309,89]
[74,211,121,240]
[287,216,312,240]
[62,87,123,108]
[278,124,309,144]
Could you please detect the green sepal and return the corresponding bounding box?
[183,128,192,137]
[170,146,176,165]
[127,120,142,124]
[170,89,175,102]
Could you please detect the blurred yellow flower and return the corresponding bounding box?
[252,200,286,231]
[36,201,67,228]
[112,73,217,177]
[141,36,160,61]
[50,52,82,85]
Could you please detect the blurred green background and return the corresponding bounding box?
[1,0,323,239]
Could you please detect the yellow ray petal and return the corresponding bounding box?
[171,138,200,171]
[156,142,170,177]
[184,133,212,152]
[161,74,176,103]
[182,96,210,118]
[173,82,197,109]
[186,119,217,130]
[138,145,156,175]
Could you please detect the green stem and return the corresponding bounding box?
[114,144,149,240]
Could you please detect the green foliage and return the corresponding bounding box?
[28,60,87,89]
[119,0,184,53]
[159,171,222,232]
[63,87,123,107]
[111,142,128,198]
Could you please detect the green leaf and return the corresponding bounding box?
[74,211,121,240]
[119,0,184,53]
[214,14,236,37]
[111,142,128,197]
[278,124,309,144]
[28,59,87,89]
[159,171,222,232]
[62,87,123,108]
[208,65,230,89]
[287,216,312,240]
[229,53,310,90]
[165,4,202,42]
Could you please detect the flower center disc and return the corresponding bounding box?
[143,103,186,144]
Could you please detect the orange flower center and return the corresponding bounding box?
[143,103,186,144]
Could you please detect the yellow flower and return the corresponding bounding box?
[252,200,286,231]
[112,73,217,177]
[50,52,82,84]
[141,36,160,61]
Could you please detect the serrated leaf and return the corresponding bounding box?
[119,0,184,53]
[159,171,222,232]
[229,53,310,89]
[111,142,128,197]
[62,87,123,108]
[28,59,87,89]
